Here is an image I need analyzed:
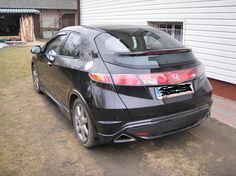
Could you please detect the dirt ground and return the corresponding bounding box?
[0,47,236,176]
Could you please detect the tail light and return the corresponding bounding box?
[88,73,112,84]
[89,64,204,86]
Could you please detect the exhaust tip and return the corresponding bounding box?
[114,134,136,143]
[204,112,211,121]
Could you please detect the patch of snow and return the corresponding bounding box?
[0,43,8,49]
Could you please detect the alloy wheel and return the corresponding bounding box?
[32,65,40,91]
[74,103,89,143]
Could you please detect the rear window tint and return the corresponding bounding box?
[95,28,183,53]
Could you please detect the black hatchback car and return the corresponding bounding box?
[31,25,213,147]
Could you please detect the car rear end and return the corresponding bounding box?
[90,26,212,143]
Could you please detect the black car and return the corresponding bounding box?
[31,25,213,147]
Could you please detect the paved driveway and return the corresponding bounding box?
[0,47,236,176]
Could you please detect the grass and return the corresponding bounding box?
[0,47,32,86]
[0,46,34,175]
[0,46,104,176]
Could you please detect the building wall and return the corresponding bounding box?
[81,0,236,85]
[41,9,60,28]
[40,9,78,38]
[0,0,77,10]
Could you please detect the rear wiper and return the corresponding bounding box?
[117,48,191,56]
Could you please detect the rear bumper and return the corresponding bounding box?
[97,104,211,143]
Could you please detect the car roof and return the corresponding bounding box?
[60,25,155,34]
[60,26,103,37]
[94,25,154,31]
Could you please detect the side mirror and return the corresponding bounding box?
[31,45,42,54]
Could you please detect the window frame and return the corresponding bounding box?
[60,31,82,58]
[43,32,68,55]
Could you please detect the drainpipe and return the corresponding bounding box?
[77,0,80,25]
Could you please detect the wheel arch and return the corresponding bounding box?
[31,61,35,68]
[68,89,93,122]
[31,56,36,67]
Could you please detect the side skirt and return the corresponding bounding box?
[40,86,71,121]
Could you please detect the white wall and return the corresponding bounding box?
[81,0,236,84]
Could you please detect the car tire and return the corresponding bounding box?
[72,98,97,148]
[32,64,42,94]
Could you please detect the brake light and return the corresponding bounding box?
[89,65,204,86]
[112,74,142,85]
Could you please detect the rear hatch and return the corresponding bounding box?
[94,28,205,119]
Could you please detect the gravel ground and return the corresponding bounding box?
[0,47,236,176]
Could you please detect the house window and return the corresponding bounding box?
[148,22,183,43]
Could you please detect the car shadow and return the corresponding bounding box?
[40,93,73,128]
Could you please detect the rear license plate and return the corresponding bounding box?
[155,82,194,99]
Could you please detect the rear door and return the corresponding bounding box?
[52,32,82,107]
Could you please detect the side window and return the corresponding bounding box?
[45,35,66,54]
[61,33,81,57]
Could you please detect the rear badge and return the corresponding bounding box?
[155,82,194,99]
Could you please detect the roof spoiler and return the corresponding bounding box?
[117,48,191,56]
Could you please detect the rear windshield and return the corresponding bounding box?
[95,27,195,68]
[95,27,183,53]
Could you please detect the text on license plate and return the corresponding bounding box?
[155,82,194,99]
